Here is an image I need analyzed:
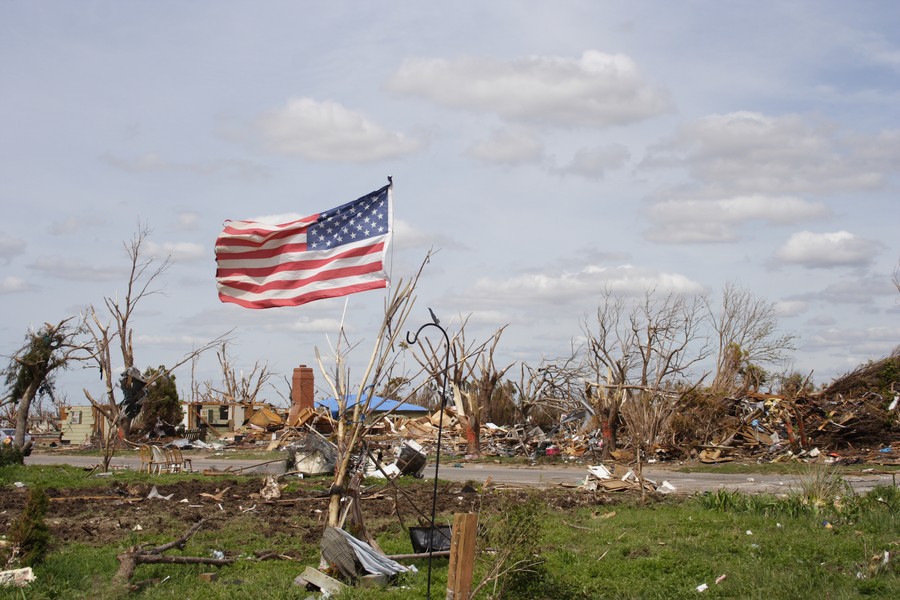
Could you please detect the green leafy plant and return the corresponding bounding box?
[795,465,854,516]
[0,443,24,466]
[471,495,582,599]
[4,486,51,568]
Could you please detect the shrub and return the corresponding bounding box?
[473,495,583,599]
[3,486,51,568]
[0,443,24,467]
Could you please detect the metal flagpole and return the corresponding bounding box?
[405,309,450,599]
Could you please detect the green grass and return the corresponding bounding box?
[0,463,256,490]
[2,466,900,599]
[675,461,900,476]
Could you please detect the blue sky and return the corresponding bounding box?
[1,1,898,405]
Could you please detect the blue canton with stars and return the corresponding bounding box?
[307,185,390,251]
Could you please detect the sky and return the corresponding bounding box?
[1,1,898,407]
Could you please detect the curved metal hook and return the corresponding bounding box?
[405,315,451,599]
[406,321,448,347]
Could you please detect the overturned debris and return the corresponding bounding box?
[321,527,412,580]
[580,463,676,494]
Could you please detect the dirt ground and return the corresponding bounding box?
[0,476,614,557]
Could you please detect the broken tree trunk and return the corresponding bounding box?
[113,519,233,585]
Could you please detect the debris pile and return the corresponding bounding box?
[27,352,897,471]
[689,388,900,464]
[580,464,676,494]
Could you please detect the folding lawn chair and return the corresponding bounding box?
[150,445,169,474]
[138,444,155,473]
[164,447,181,473]
[171,446,193,473]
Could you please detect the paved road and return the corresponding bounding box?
[423,461,898,494]
[24,453,897,495]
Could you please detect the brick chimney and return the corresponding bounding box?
[288,365,315,425]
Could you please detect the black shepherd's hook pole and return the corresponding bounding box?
[406,310,450,600]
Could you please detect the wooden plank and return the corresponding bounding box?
[50,496,143,502]
[446,513,477,600]
[385,550,451,560]
[297,566,345,595]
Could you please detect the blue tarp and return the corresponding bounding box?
[316,394,428,419]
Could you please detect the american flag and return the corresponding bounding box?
[215,183,392,309]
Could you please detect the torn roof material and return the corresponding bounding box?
[316,395,428,419]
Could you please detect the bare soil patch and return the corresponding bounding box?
[0,477,615,556]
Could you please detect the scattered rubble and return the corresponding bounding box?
[0,567,35,588]
[14,354,900,477]
[580,463,677,494]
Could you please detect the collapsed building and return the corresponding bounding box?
[24,352,900,468]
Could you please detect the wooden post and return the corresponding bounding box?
[446,512,478,600]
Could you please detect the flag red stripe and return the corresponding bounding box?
[218,260,384,294]
[215,227,306,249]
[216,242,385,278]
[214,183,391,309]
[215,241,310,261]
[219,215,318,239]
[217,279,387,309]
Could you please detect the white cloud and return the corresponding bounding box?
[28,256,125,282]
[558,144,630,179]
[145,241,206,263]
[652,195,828,225]
[136,334,211,346]
[644,111,894,196]
[284,317,344,333]
[255,97,421,162]
[0,234,26,262]
[774,231,883,268]
[239,212,303,225]
[104,153,268,180]
[808,325,900,351]
[465,126,544,165]
[452,310,513,327]
[392,219,465,251]
[645,195,828,243]
[645,222,737,244]
[0,276,32,294]
[48,216,94,236]
[177,212,200,231]
[774,300,808,317]
[855,31,900,72]
[387,50,671,127]
[464,264,704,308]
[806,314,836,327]
[791,272,897,304]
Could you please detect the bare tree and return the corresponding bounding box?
[510,362,552,425]
[195,343,273,405]
[583,288,710,466]
[893,259,900,294]
[410,319,511,457]
[623,291,709,497]
[706,281,796,395]
[619,387,683,500]
[316,256,430,531]
[83,226,169,428]
[2,318,91,451]
[509,360,569,445]
[580,291,635,459]
[82,227,227,470]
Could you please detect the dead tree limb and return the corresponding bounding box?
[113,518,232,585]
